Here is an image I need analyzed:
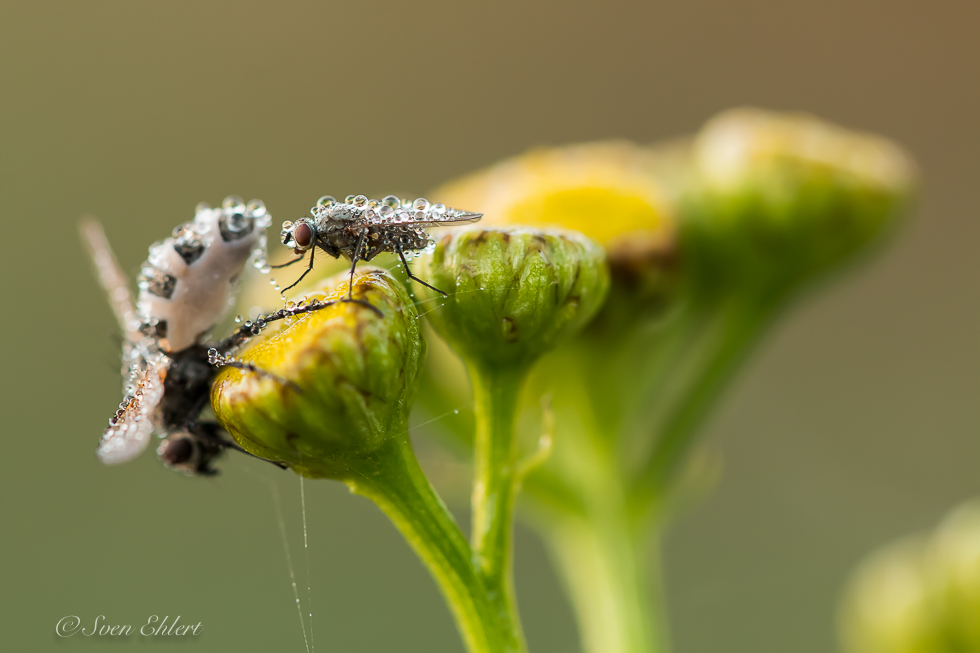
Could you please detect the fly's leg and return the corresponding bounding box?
[397,247,447,296]
[272,253,306,269]
[346,231,367,301]
[207,349,303,394]
[212,297,381,361]
[280,245,316,294]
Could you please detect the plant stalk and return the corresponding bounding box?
[345,432,518,653]
[470,363,529,653]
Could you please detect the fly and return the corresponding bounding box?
[82,197,338,476]
[277,194,482,299]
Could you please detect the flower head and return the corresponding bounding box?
[413,227,609,373]
[683,108,917,296]
[211,268,424,478]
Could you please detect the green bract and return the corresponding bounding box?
[413,227,610,373]
[683,107,916,295]
[210,268,424,478]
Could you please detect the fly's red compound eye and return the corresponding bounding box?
[293,221,314,249]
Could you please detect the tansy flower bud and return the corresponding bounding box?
[683,107,917,295]
[839,499,980,653]
[210,268,424,478]
[413,227,609,374]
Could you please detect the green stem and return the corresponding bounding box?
[470,364,529,653]
[541,492,668,653]
[344,433,515,653]
[632,293,781,507]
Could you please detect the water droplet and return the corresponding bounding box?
[246,199,267,216]
[379,205,394,219]
[317,195,336,207]
[194,201,210,214]
[413,197,429,211]
[222,195,245,212]
[234,315,243,323]
[344,194,356,203]
[353,194,368,207]
[382,195,400,208]
[432,203,446,213]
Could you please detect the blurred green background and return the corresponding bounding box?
[1,1,977,651]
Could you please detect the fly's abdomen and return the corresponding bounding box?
[137,197,271,352]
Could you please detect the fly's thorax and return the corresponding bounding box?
[137,197,271,352]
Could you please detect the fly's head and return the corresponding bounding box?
[280,217,318,254]
[158,432,222,476]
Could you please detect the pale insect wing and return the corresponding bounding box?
[97,355,168,465]
[409,211,483,227]
[79,218,141,342]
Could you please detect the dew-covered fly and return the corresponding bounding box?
[278,194,482,297]
[82,197,334,476]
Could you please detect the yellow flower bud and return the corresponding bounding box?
[210,268,424,478]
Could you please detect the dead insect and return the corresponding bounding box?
[81,197,339,476]
[277,194,482,298]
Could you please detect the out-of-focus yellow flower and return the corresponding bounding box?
[840,500,980,653]
[435,141,678,307]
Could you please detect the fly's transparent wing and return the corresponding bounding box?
[80,218,141,343]
[409,210,483,228]
[97,354,169,465]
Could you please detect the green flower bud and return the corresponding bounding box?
[839,499,980,653]
[211,268,424,478]
[683,107,917,296]
[413,227,610,373]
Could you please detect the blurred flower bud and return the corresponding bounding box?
[683,107,917,295]
[434,142,678,311]
[839,499,980,653]
[413,227,609,373]
[211,268,424,478]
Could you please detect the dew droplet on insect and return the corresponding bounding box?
[317,195,336,208]
[246,199,267,217]
[344,194,356,203]
[413,197,429,211]
[222,195,245,212]
[353,194,368,207]
[235,315,243,323]
[382,195,400,209]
